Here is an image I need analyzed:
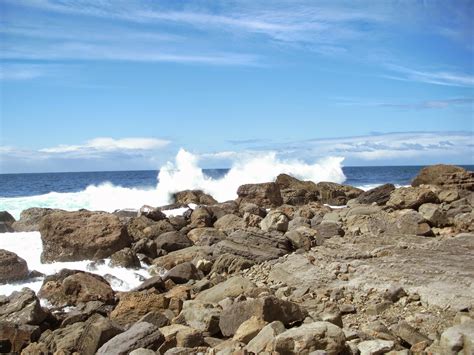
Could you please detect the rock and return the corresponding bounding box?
[233,316,267,343]
[243,212,264,227]
[356,184,396,205]
[357,339,395,355]
[239,203,267,217]
[187,227,226,245]
[212,229,292,263]
[195,276,255,303]
[165,262,203,284]
[128,216,174,241]
[390,321,431,347]
[436,319,474,354]
[438,188,461,203]
[383,285,407,303]
[454,212,474,232]
[154,231,192,252]
[173,190,217,205]
[219,296,307,337]
[315,182,363,206]
[0,211,15,233]
[190,206,214,228]
[237,182,283,208]
[346,205,383,217]
[288,216,311,230]
[138,206,167,222]
[129,349,157,355]
[110,291,169,326]
[39,313,123,355]
[0,322,41,354]
[0,249,29,283]
[0,288,48,325]
[175,327,204,348]
[12,207,64,232]
[387,187,439,210]
[113,208,138,220]
[178,300,221,335]
[138,312,170,328]
[211,253,255,275]
[245,321,286,353]
[275,173,320,205]
[412,164,474,190]
[151,246,212,271]
[285,227,317,251]
[40,210,131,262]
[38,269,114,306]
[313,221,344,238]
[260,211,289,232]
[214,214,246,232]
[134,276,165,292]
[97,321,164,355]
[418,203,449,227]
[109,248,141,269]
[272,321,346,355]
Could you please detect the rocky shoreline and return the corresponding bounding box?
[0,164,473,354]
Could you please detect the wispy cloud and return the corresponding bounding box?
[384,64,474,88]
[336,97,474,110]
[39,137,170,155]
[0,63,46,80]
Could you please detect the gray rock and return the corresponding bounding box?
[437,319,474,354]
[214,214,245,232]
[418,203,449,227]
[0,288,47,325]
[154,231,192,252]
[356,184,395,205]
[13,207,64,232]
[390,321,431,347]
[219,296,307,337]
[165,262,203,284]
[237,182,283,208]
[272,321,346,355]
[187,227,226,245]
[109,247,141,269]
[387,187,439,210]
[260,210,289,232]
[313,221,344,238]
[97,322,164,355]
[178,300,221,335]
[358,339,395,355]
[138,206,167,222]
[245,321,286,354]
[210,253,254,275]
[195,276,255,303]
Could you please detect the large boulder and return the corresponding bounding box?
[110,291,169,326]
[97,321,164,355]
[315,182,363,206]
[219,296,307,336]
[40,210,131,262]
[0,249,29,283]
[0,288,48,325]
[387,187,439,210]
[173,190,217,205]
[418,203,449,227]
[212,229,293,263]
[271,321,346,355]
[237,182,283,208]
[210,253,254,275]
[0,211,15,233]
[245,321,286,353]
[412,164,474,190]
[214,214,246,232]
[38,313,122,355]
[275,174,320,205]
[154,231,192,252]
[38,269,115,306]
[355,183,395,205]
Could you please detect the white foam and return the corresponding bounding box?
[0,232,149,296]
[2,149,346,219]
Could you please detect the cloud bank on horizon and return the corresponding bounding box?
[0,0,473,172]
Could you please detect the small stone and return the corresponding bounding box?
[358,339,395,355]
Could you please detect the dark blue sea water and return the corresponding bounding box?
[2,166,472,198]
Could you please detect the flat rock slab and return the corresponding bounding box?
[268,233,474,310]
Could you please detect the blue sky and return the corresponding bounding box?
[0,0,473,173]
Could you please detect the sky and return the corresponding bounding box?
[0,0,473,173]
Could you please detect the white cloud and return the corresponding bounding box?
[384,65,474,88]
[39,137,171,154]
[0,63,45,80]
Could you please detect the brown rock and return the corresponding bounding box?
[173,190,217,205]
[110,291,169,326]
[214,214,246,232]
[0,322,41,354]
[0,288,48,325]
[315,182,363,206]
[38,269,115,306]
[165,262,203,284]
[40,210,131,262]
[356,184,396,205]
[0,249,29,283]
[12,207,64,232]
[237,182,283,208]
[154,231,192,252]
[387,187,439,210]
[109,248,141,269]
[412,164,474,190]
[187,227,226,245]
